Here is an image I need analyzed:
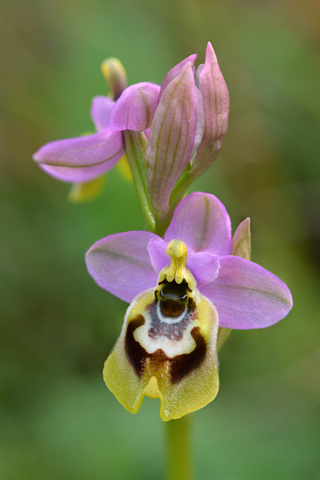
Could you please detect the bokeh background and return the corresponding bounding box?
[1,0,320,479]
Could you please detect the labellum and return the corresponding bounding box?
[103,240,219,421]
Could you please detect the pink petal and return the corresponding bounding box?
[144,128,150,139]
[231,218,251,260]
[165,192,232,255]
[159,54,197,97]
[33,129,123,183]
[191,42,229,178]
[90,96,114,131]
[187,252,220,286]
[147,237,169,272]
[86,231,159,303]
[146,64,204,216]
[200,256,293,329]
[109,82,160,131]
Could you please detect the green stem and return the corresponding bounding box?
[154,166,194,236]
[154,212,173,238]
[165,415,194,480]
[123,130,156,232]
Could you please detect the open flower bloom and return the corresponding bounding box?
[86,193,293,421]
[33,83,160,183]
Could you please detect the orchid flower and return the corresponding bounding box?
[33,60,160,183]
[86,192,292,421]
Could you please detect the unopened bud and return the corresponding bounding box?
[101,57,127,101]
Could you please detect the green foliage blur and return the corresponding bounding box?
[1,0,320,478]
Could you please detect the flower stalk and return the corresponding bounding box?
[166,416,193,480]
[123,130,155,232]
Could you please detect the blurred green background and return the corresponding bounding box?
[1,0,320,479]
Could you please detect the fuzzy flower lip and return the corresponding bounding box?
[33,83,160,183]
[86,192,293,330]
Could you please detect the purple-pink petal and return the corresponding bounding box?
[231,218,251,259]
[159,54,197,97]
[33,129,124,183]
[86,231,159,303]
[144,128,150,139]
[146,64,204,216]
[165,192,232,255]
[90,96,114,131]
[109,82,161,131]
[200,256,293,329]
[191,42,230,179]
[147,237,169,273]
[187,252,220,286]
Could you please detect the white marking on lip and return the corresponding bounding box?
[133,311,196,358]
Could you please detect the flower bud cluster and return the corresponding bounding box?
[33,43,229,221]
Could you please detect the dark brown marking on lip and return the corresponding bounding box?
[125,316,206,384]
[169,326,206,383]
[125,315,146,377]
